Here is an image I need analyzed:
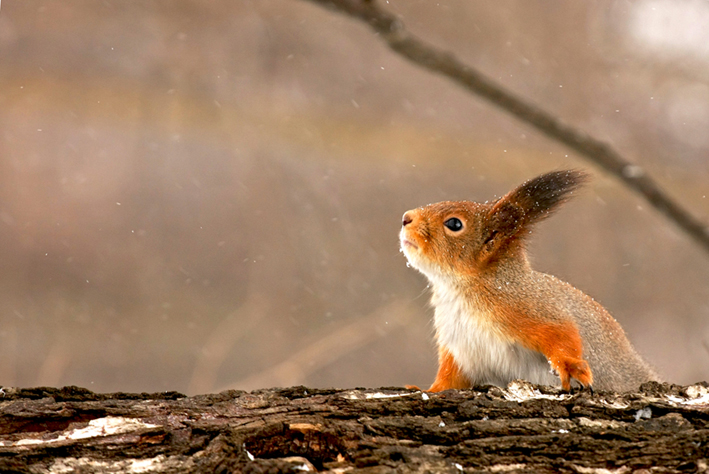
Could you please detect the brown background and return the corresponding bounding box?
[0,0,707,395]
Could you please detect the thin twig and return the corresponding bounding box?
[304,0,709,255]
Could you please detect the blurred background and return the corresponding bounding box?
[0,0,708,395]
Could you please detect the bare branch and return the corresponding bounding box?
[304,0,709,255]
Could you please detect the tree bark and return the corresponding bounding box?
[1,381,708,473]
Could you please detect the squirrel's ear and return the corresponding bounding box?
[480,200,524,259]
[481,170,589,259]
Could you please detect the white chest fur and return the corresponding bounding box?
[431,284,558,387]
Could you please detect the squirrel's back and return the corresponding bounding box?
[528,271,659,391]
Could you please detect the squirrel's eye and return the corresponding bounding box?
[444,217,463,232]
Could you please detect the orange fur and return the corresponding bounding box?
[428,349,471,392]
[505,314,593,390]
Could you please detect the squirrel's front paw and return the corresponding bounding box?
[554,357,593,391]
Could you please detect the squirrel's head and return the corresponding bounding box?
[400,170,588,283]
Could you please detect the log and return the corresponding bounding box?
[1,381,708,473]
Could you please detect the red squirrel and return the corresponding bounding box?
[400,170,659,392]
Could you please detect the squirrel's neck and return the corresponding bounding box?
[428,254,532,309]
[483,253,533,286]
[427,255,542,353]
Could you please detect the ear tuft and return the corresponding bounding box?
[481,170,589,260]
[509,169,589,223]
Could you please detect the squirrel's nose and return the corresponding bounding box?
[402,211,414,227]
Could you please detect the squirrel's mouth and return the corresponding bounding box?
[401,238,419,250]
